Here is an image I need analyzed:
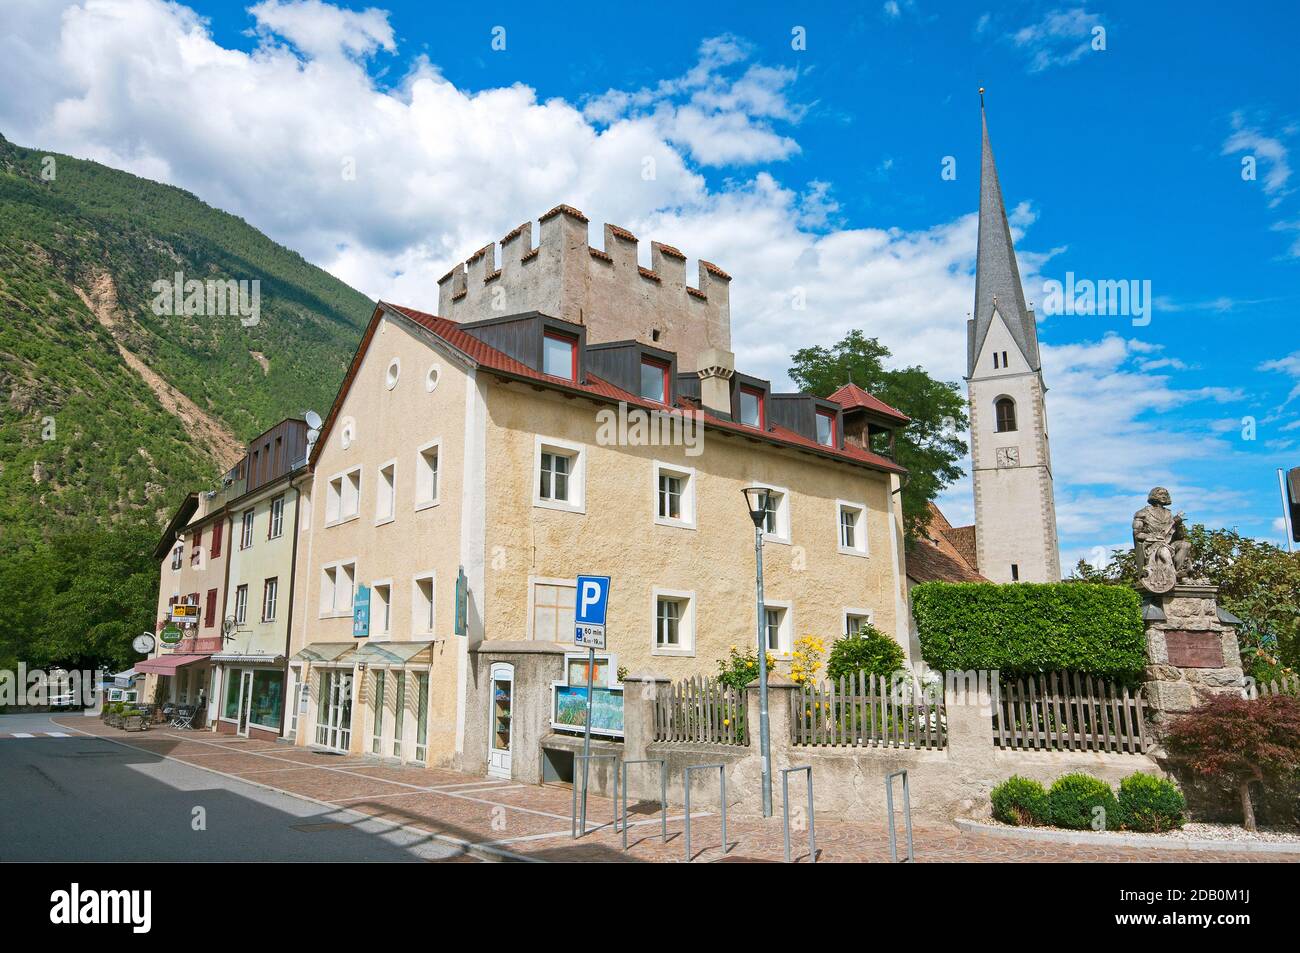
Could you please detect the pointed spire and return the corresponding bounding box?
[969,93,1040,377]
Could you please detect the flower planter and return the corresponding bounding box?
[122,714,148,732]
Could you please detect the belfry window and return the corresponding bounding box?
[994,397,1017,433]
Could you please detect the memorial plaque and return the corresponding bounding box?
[1164,630,1223,668]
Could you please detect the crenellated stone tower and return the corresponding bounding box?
[966,103,1061,583]
[436,204,731,373]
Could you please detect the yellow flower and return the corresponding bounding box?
[723,718,730,726]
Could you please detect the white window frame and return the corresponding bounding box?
[375,459,397,525]
[319,559,358,617]
[171,544,183,571]
[652,460,696,529]
[269,495,285,539]
[325,466,362,526]
[527,577,577,643]
[370,579,393,639]
[262,577,279,622]
[414,438,441,510]
[534,435,586,514]
[763,599,793,656]
[651,587,696,657]
[240,509,255,549]
[748,481,790,545]
[842,607,875,638]
[412,571,436,636]
[836,499,869,557]
[234,584,248,625]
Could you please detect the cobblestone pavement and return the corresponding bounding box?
[53,717,1300,863]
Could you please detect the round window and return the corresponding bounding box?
[386,358,401,390]
[426,364,441,393]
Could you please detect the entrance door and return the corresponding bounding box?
[488,663,513,779]
[315,670,353,751]
[236,670,254,737]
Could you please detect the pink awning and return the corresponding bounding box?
[135,654,209,675]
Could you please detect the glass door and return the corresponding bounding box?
[314,670,353,751]
[488,663,513,779]
[236,670,254,737]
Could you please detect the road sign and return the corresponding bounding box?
[170,604,199,624]
[353,585,371,638]
[160,624,183,645]
[574,575,610,649]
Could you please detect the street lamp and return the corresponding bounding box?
[741,486,773,818]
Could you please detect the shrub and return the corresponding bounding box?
[1048,773,1120,830]
[1165,693,1300,831]
[990,775,1050,826]
[789,636,826,686]
[912,582,1146,680]
[1117,772,1185,832]
[826,625,906,682]
[715,645,776,692]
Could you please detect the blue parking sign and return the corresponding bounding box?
[575,575,609,648]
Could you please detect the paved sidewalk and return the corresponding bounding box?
[53,716,1300,863]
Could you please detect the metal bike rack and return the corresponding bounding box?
[781,765,816,863]
[619,758,668,850]
[683,763,728,862]
[885,769,915,862]
[571,753,619,839]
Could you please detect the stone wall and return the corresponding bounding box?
[1141,584,1244,733]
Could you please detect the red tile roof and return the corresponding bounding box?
[382,302,905,476]
[906,503,985,583]
[828,382,910,424]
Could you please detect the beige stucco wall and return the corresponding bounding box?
[290,314,470,765]
[479,381,905,681]
[223,482,300,658]
[969,310,1061,583]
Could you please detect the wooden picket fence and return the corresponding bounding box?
[993,672,1148,754]
[791,673,947,749]
[1250,674,1300,698]
[654,676,748,745]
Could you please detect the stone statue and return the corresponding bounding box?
[1132,486,1192,593]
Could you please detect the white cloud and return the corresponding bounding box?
[248,0,395,61]
[1009,7,1102,73]
[1261,351,1300,406]
[1222,112,1293,203]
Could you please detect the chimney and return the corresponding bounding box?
[695,347,735,418]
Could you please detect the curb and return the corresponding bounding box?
[955,818,1300,855]
[52,716,538,864]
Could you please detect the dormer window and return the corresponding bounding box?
[738,386,765,429]
[639,357,670,404]
[543,331,577,381]
[815,409,837,447]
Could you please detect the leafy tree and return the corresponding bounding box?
[1069,524,1300,671]
[1165,694,1300,831]
[789,330,968,539]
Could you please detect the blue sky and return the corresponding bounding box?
[1,0,1297,566]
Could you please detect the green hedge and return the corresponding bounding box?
[912,582,1145,680]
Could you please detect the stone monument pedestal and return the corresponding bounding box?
[1142,583,1244,734]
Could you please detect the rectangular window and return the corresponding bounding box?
[372,583,391,635]
[269,496,285,539]
[816,409,837,447]
[414,672,429,764]
[543,331,577,381]
[234,584,248,625]
[764,603,791,654]
[658,472,682,520]
[652,590,695,655]
[539,451,571,502]
[653,461,696,528]
[416,441,440,507]
[639,357,669,403]
[837,501,867,555]
[532,582,576,642]
[249,669,283,730]
[224,668,242,720]
[262,577,278,622]
[393,673,406,759]
[377,462,396,522]
[204,588,218,628]
[413,574,435,634]
[327,469,361,523]
[739,386,765,429]
[320,562,355,615]
[845,612,872,637]
[320,566,336,615]
[211,520,223,558]
[326,476,342,523]
[171,544,183,571]
[371,669,386,755]
[241,509,255,549]
[656,598,681,647]
[751,485,790,543]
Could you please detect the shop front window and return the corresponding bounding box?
[224,670,242,720]
[414,672,429,764]
[249,670,284,729]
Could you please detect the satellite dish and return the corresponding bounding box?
[304,410,322,429]
[307,428,320,443]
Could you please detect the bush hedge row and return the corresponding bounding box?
[912,581,1146,679]
[989,772,1184,832]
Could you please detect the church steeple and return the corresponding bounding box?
[968,99,1040,378]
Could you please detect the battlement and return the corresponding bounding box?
[437,204,731,371]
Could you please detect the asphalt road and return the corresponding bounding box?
[0,713,459,862]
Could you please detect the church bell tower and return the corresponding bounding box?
[966,96,1061,583]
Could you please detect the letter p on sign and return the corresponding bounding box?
[574,574,610,648]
